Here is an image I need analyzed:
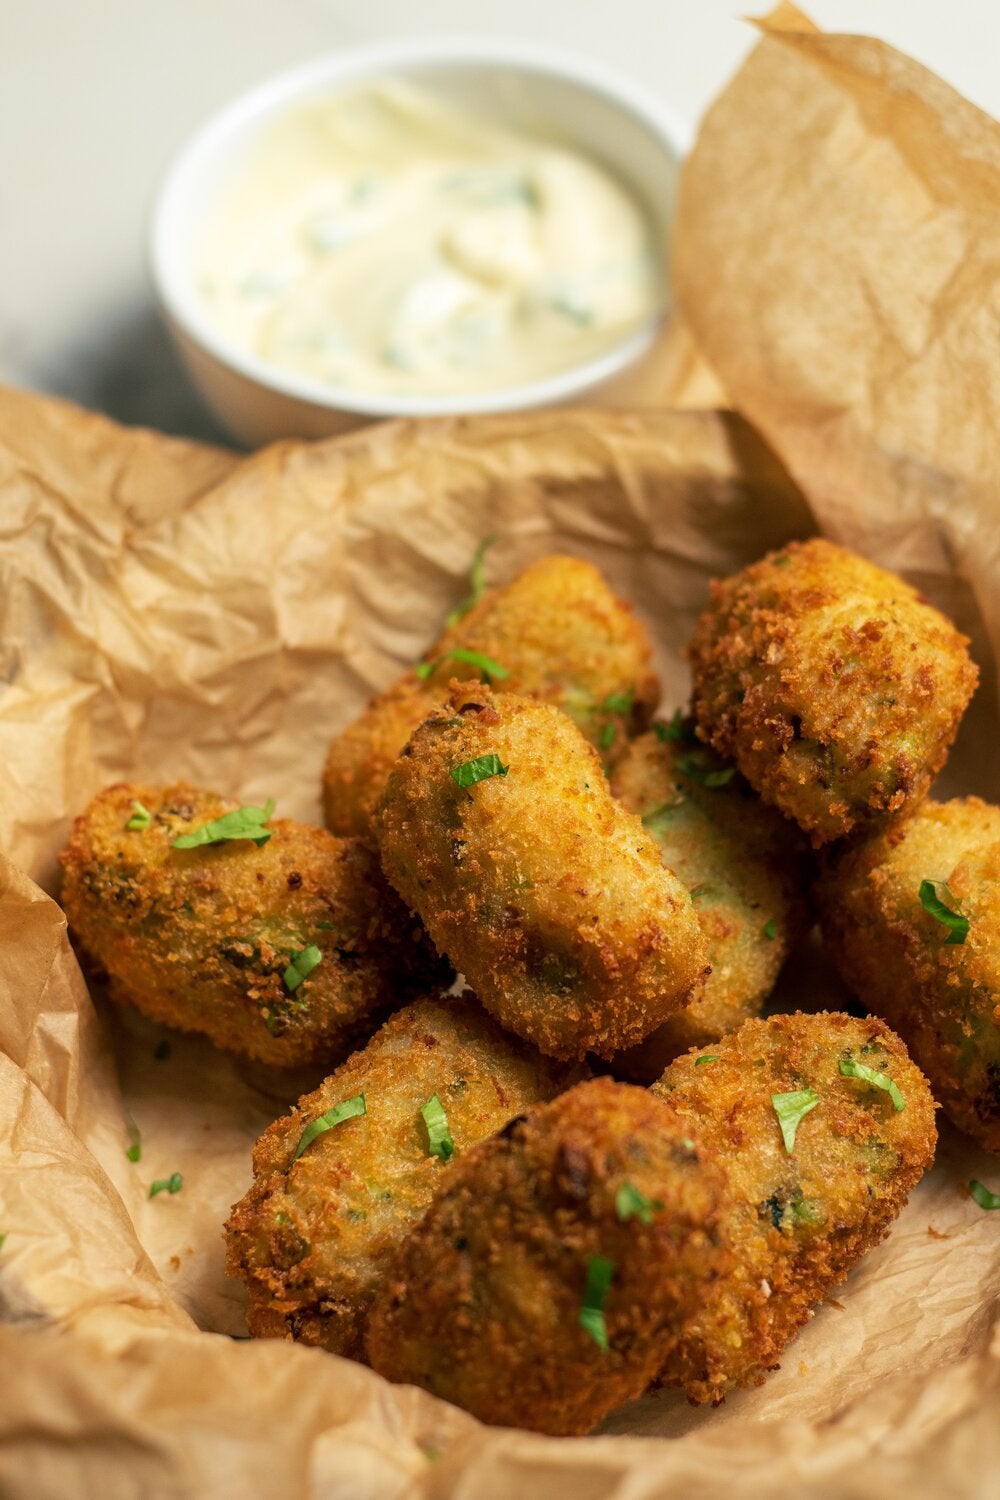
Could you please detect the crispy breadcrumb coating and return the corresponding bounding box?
[688,540,977,845]
[323,554,659,839]
[365,1076,729,1435]
[374,687,709,1060]
[225,995,577,1357]
[816,796,1000,1151]
[611,725,808,1079]
[60,782,445,1067]
[652,1011,936,1403]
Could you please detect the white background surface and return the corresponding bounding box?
[3,0,998,445]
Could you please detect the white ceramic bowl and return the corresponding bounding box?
[149,38,689,448]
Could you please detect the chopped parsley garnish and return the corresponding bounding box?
[772,1089,819,1153]
[415,647,509,683]
[762,919,777,941]
[420,1094,454,1160]
[677,755,735,788]
[839,1058,905,1111]
[125,1122,142,1164]
[172,799,276,850]
[125,800,151,831]
[615,1182,662,1225]
[599,723,617,751]
[641,802,674,827]
[969,1179,1000,1210]
[293,1093,366,1161]
[602,689,634,716]
[695,1054,719,1066]
[579,1254,614,1351]
[445,535,497,628]
[0,1234,6,1251]
[450,755,508,789]
[149,1172,183,1198]
[918,879,969,945]
[283,944,323,993]
[654,709,690,743]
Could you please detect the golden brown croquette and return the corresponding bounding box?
[611,725,808,1080]
[374,687,709,1060]
[225,995,579,1357]
[652,1011,937,1403]
[323,553,659,839]
[365,1076,729,1435]
[60,782,445,1067]
[816,796,1000,1151]
[688,540,977,845]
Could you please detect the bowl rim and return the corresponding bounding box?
[148,34,693,420]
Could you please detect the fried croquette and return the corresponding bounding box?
[60,782,445,1067]
[652,1011,936,1403]
[816,797,1000,1151]
[365,1076,729,1435]
[225,995,577,1357]
[688,539,978,846]
[322,553,659,839]
[611,725,808,1080]
[374,687,709,1060]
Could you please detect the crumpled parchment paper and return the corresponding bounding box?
[673,2,1000,728]
[1,6,999,1497]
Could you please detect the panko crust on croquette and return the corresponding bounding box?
[652,1011,936,1403]
[366,1076,729,1435]
[374,687,709,1060]
[611,726,809,1079]
[688,539,978,845]
[225,996,578,1358]
[60,782,445,1067]
[817,797,1000,1151]
[323,553,659,839]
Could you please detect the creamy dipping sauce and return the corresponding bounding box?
[196,81,664,397]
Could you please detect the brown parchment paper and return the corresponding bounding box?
[2,10,1000,1497]
[673,2,1000,728]
[1,389,997,1500]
